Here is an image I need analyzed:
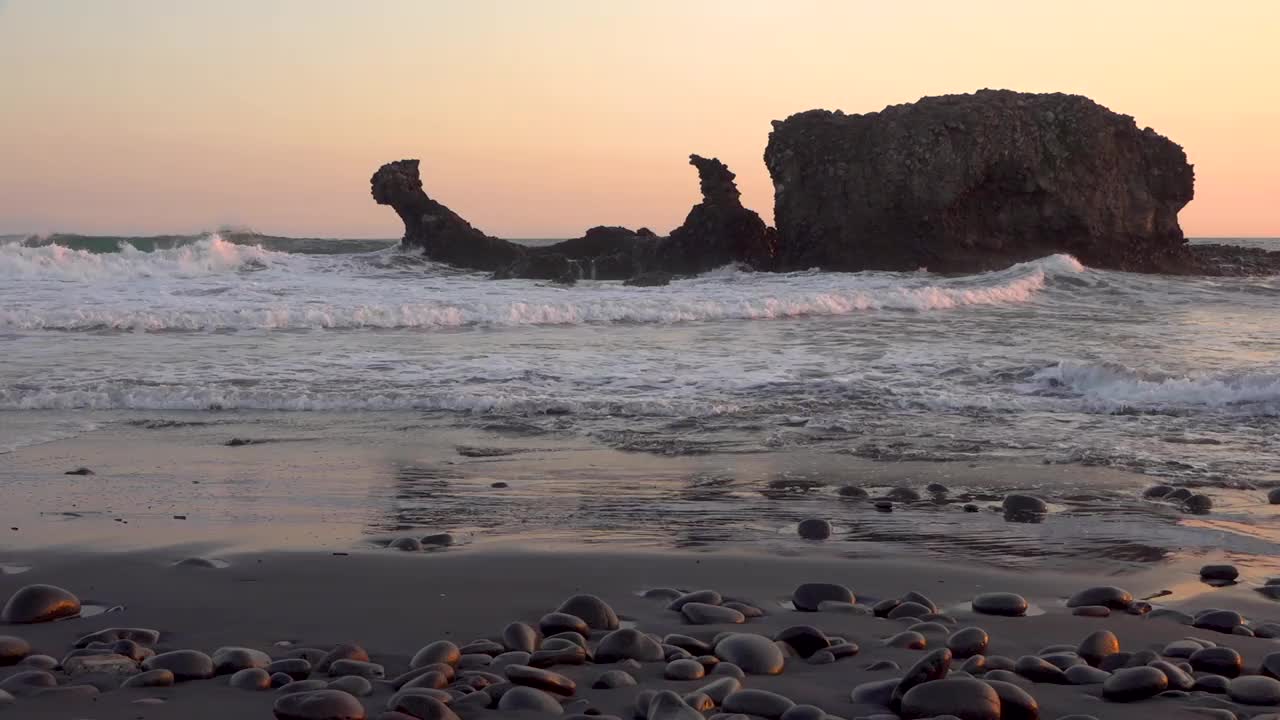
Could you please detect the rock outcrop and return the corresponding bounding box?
[764,90,1200,274]
[371,155,774,283]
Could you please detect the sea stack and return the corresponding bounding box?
[764,89,1198,274]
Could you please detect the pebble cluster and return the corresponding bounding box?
[3,561,1280,719]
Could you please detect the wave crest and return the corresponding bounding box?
[0,234,278,280]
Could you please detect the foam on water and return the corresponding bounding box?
[1027,361,1280,415]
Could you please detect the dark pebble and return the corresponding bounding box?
[1189,647,1243,677]
[899,678,1000,720]
[1200,564,1239,582]
[796,518,832,540]
[1077,630,1119,666]
[792,583,854,611]
[971,592,1028,617]
[1066,586,1133,609]
[945,627,988,658]
[774,625,829,658]
[0,584,81,624]
[1102,666,1168,702]
[557,594,619,631]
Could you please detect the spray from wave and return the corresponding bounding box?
[0,234,279,280]
[1024,360,1280,415]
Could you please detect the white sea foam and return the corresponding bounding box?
[0,234,277,280]
[1026,361,1280,414]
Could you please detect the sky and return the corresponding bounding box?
[1,1,1277,238]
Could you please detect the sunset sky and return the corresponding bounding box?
[1,1,1277,238]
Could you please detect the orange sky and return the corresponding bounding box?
[1,1,1276,238]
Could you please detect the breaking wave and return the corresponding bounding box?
[1025,361,1280,416]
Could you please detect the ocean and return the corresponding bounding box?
[1,232,1278,565]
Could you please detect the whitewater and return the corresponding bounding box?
[2,233,1278,485]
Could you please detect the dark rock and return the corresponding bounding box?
[664,635,713,656]
[791,583,853,611]
[1193,674,1230,693]
[74,627,161,647]
[212,646,272,675]
[1183,494,1213,514]
[713,634,784,675]
[420,533,454,547]
[872,598,901,617]
[764,90,1203,276]
[1228,675,1280,705]
[539,612,589,637]
[1194,609,1246,634]
[779,704,824,720]
[891,649,952,707]
[883,631,927,650]
[506,664,575,696]
[682,603,744,625]
[1149,660,1193,691]
[926,483,949,494]
[722,601,763,618]
[983,679,1039,720]
[1270,487,1280,504]
[971,592,1028,617]
[502,622,540,653]
[796,518,832,540]
[898,678,1000,720]
[695,676,741,704]
[1166,487,1193,501]
[1102,666,1168,702]
[121,668,175,688]
[722,689,795,718]
[329,659,385,679]
[410,641,460,668]
[1189,647,1243,677]
[886,487,921,502]
[1071,605,1110,618]
[593,670,637,689]
[1076,630,1119,666]
[142,649,214,681]
[230,667,271,690]
[387,690,461,720]
[945,627,989,658]
[1014,655,1069,683]
[837,485,868,498]
[668,590,721,611]
[1200,565,1239,582]
[0,584,81,623]
[850,678,898,706]
[1064,665,1110,684]
[1143,485,1174,498]
[557,594,619,631]
[269,658,312,681]
[65,467,95,475]
[646,689,702,720]
[328,675,372,696]
[530,646,588,667]
[888,602,934,620]
[1040,652,1084,671]
[595,628,664,663]
[0,636,30,666]
[865,659,901,671]
[963,504,980,512]
[388,537,422,552]
[775,625,829,658]
[664,659,705,680]
[1262,651,1280,679]
[1066,586,1133,609]
[0,670,57,696]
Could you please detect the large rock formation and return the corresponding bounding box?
[764,90,1201,274]
[371,155,774,283]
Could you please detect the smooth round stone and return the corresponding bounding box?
[1066,586,1133,609]
[723,601,764,618]
[963,504,980,512]
[411,641,460,668]
[985,655,1016,671]
[506,664,575,696]
[1201,565,1240,582]
[1040,652,1084,671]
[984,679,1039,720]
[176,556,224,568]
[797,518,832,540]
[1262,652,1280,679]
[1184,494,1213,514]
[1077,630,1119,666]
[19,654,58,670]
[1233,625,1256,637]
[1166,488,1193,501]
[269,658,313,681]
[775,625,829,658]
[901,591,939,613]
[682,603,745,625]
[388,537,423,552]
[230,667,272,690]
[278,679,330,695]
[960,656,986,674]
[647,689,702,720]
[530,646,588,667]
[318,643,370,673]
[665,659,705,681]
[213,646,272,675]
[121,669,175,688]
[668,590,722,611]
[546,631,588,649]
[1229,675,1280,705]
[945,627,988,658]
[143,649,215,681]
[1149,660,1193,691]
[498,686,563,714]
[592,670,636,689]
[0,636,31,666]
[1002,494,1047,514]
[271,672,293,688]
[723,689,795,719]
[891,649,953,706]
[850,678,898,706]
[500,622,539,653]
[1143,485,1174,498]
[711,662,745,679]
[539,612,589,637]
[887,487,922,502]
[779,705,824,720]
[0,670,57,695]
[713,634,785,675]
[1014,655,1068,683]
[1103,666,1169,702]
[63,653,139,676]
[888,602,934,620]
[401,670,448,690]
[274,689,367,720]
[420,533,454,547]
[0,584,81,623]
[557,594,619,631]
[1065,665,1110,684]
[926,483,949,493]
[1072,605,1110,618]
[791,583,854,611]
[330,659,385,679]
[873,598,902,617]
[899,678,1000,720]
[837,485,868,498]
[1194,674,1231,693]
[692,676,741,705]
[971,592,1028,617]
[874,500,893,511]
[595,628,664,663]
[1195,610,1246,634]
[883,631,927,650]
[287,648,328,665]
[1270,488,1280,504]
[387,690,459,720]
[1255,623,1280,639]
[664,634,713,655]
[909,622,949,636]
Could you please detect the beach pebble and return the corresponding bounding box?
[1077,630,1119,666]
[1102,666,1168,702]
[711,662,745,679]
[269,658,313,680]
[850,678,898,706]
[1166,488,1193,501]
[945,627,988,658]
[459,651,495,668]
[775,625,830,658]
[887,487,921,502]
[176,556,224,568]
[213,646,272,675]
[318,643,370,673]
[1194,674,1231,694]
[1184,494,1213,513]
[797,518,832,540]
[682,603,745,625]
[421,533,454,547]
[960,655,986,674]
[693,676,741,704]
[596,628,664,663]
[230,667,271,690]
[1014,655,1069,683]
[274,689,367,720]
[330,659,385,679]
[1002,493,1047,514]
[1066,586,1133,609]
[499,685,564,714]
[899,678,1000,720]
[723,689,795,718]
[891,648,953,706]
[1143,485,1174,498]
[1071,605,1110,618]
[327,675,372,697]
[0,670,57,696]
[1194,610,1246,634]
[888,601,933,620]
[665,659,705,680]
[0,636,31,666]
[531,646,588,667]
[388,537,423,552]
[963,503,979,512]
[714,633,785,675]
[386,691,459,720]
[411,641,460,668]
[971,592,1028,617]
[668,590,721,611]
[817,601,870,615]
[1269,488,1280,504]
[593,670,637,689]
[65,466,95,475]
[837,485,868,498]
[865,659,901,671]
[271,672,294,688]
[874,500,893,511]
[1201,564,1240,582]
[0,584,81,623]
[926,483,949,493]
[664,634,713,656]
[1228,675,1280,705]
[539,612,590,637]
[143,649,215,681]
[122,669,175,688]
[506,664,576,695]
[883,631,927,650]
[1150,660,1194,691]
[779,704,824,720]
[1255,623,1280,638]
[985,679,1040,719]
[64,653,139,675]
[19,654,57,670]
[645,689,702,720]
[723,601,764,618]
[1065,665,1110,684]
[557,594,619,630]
[279,679,330,695]
[1041,652,1084,671]
[792,583,854,611]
